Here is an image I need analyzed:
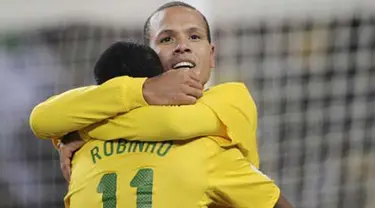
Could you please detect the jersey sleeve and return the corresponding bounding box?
[199,82,260,168]
[29,76,147,139]
[207,142,280,208]
[78,102,227,142]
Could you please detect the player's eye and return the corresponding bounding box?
[190,34,201,41]
[160,37,173,44]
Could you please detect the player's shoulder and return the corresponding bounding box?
[54,86,96,98]
[203,82,257,109]
[68,85,96,92]
[211,82,247,90]
[205,82,251,96]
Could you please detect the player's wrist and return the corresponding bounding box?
[142,78,158,105]
[125,77,149,107]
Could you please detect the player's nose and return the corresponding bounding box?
[173,39,192,54]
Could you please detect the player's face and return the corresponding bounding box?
[148,6,215,85]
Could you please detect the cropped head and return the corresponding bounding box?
[143,1,215,85]
[94,41,164,84]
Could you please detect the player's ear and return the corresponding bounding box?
[209,44,216,68]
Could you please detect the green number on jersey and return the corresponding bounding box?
[97,168,154,208]
[97,173,117,208]
[130,168,154,208]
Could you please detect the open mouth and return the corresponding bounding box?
[172,61,196,69]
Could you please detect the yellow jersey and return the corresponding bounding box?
[67,137,279,208]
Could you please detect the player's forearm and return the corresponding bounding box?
[29,76,147,139]
[79,103,227,141]
[80,83,257,144]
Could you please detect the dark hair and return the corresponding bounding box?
[143,1,211,45]
[94,41,164,85]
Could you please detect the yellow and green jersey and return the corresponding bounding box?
[29,76,279,207]
[66,137,279,208]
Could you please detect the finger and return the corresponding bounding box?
[64,149,74,182]
[59,149,72,183]
[64,148,73,158]
[186,78,203,90]
[188,69,201,82]
[180,68,200,84]
[63,158,71,182]
[173,94,197,105]
[63,168,70,183]
[60,162,70,183]
[67,165,71,183]
[182,85,203,98]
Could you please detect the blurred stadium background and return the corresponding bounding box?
[0,0,374,207]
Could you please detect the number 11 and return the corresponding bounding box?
[97,168,154,208]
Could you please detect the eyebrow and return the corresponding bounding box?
[158,29,173,36]
[187,27,205,33]
[157,26,206,36]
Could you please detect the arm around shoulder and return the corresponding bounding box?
[79,102,228,141]
[29,76,148,139]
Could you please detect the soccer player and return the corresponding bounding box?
[30,2,293,208]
